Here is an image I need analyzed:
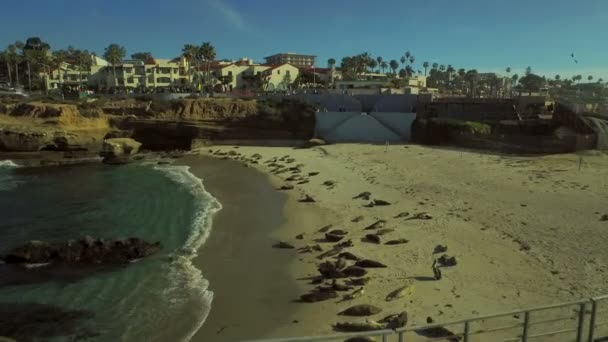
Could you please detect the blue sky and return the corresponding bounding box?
[2,0,607,79]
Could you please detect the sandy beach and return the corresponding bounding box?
[182,143,608,341]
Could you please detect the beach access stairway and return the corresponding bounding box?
[246,294,608,342]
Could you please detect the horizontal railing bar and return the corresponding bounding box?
[593,294,608,301]
[593,320,608,328]
[470,323,523,334]
[396,299,586,334]
[527,327,576,338]
[243,329,395,342]
[527,315,578,326]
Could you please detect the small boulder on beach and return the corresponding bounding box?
[385,239,409,245]
[353,192,371,200]
[355,259,387,268]
[364,234,381,244]
[299,195,316,203]
[364,220,386,230]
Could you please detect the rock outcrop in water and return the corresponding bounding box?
[100,138,142,164]
[2,237,161,264]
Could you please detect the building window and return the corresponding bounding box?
[148,76,154,83]
[228,71,233,76]
[127,77,134,83]
[286,70,290,76]
[160,68,170,74]
[125,68,133,73]
[146,68,153,74]
[277,70,281,74]
[157,77,171,83]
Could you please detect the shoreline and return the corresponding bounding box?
[178,155,332,341]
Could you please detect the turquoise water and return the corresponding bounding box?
[0,160,220,341]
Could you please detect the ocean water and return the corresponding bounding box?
[0,159,221,341]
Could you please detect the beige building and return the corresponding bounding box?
[264,53,316,67]
[42,55,191,91]
[209,58,299,91]
[92,57,190,91]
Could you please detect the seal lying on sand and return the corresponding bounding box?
[339,304,382,316]
[333,320,385,332]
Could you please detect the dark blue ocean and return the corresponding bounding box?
[0,160,220,341]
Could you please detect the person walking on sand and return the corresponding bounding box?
[432,258,442,280]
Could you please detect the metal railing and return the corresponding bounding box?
[245,295,608,342]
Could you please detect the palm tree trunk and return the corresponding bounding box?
[6,61,12,85]
[112,65,118,90]
[15,63,20,87]
[27,61,32,91]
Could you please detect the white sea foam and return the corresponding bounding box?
[153,164,222,342]
[0,160,20,168]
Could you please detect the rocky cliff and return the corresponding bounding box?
[0,96,317,152]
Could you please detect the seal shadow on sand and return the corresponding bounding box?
[0,302,98,341]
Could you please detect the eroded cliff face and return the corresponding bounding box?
[0,97,316,152]
[0,101,110,152]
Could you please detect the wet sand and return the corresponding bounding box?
[180,155,330,342]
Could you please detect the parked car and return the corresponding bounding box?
[0,85,28,97]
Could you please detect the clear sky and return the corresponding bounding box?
[2,0,607,79]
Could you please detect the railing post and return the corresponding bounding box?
[382,332,388,342]
[398,331,405,342]
[464,321,470,342]
[588,299,598,342]
[522,311,530,342]
[577,302,586,342]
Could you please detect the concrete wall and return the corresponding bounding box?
[315,112,416,143]
[372,95,418,112]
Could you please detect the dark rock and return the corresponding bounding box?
[373,200,391,206]
[433,245,448,254]
[3,237,160,264]
[426,316,434,324]
[353,192,371,200]
[438,255,457,267]
[394,212,409,218]
[323,180,336,186]
[295,234,304,240]
[308,172,320,176]
[297,180,309,184]
[364,220,386,230]
[273,241,295,249]
[600,214,608,222]
[157,161,171,165]
[339,304,383,316]
[317,246,344,260]
[364,234,381,244]
[298,244,322,253]
[300,291,338,303]
[279,184,294,190]
[385,239,409,245]
[343,266,368,277]
[355,259,387,268]
[102,155,132,165]
[329,229,348,235]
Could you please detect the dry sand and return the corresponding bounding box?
[191,144,608,341]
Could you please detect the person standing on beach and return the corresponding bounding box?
[432,259,442,280]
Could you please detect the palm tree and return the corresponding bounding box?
[199,42,216,85]
[327,58,336,68]
[464,69,478,97]
[432,62,439,70]
[446,65,455,86]
[389,59,399,75]
[555,75,560,81]
[405,51,411,59]
[76,50,92,88]
[439,64,446,72]
[14,41,24,87]
[369,59,378,73]
[505,67,511,75]
[588,75,593,81]
[182,44,198,84]
[2,46,15,86]
[423,61,429,76]
[376,56,383,71]
[103,44,126,90]
[400,56,406,69]
[52,50,68,90]
[409,56,415,65]
[380,61,388,74]
[23,50,35,90]
[525,66,532,75]
[598,78,604,83]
